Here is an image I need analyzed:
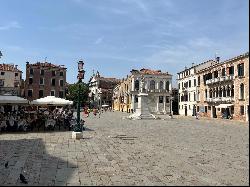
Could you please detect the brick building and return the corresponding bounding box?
[0,63,23,96]
[196,52,249,121]
[24,61,67,101]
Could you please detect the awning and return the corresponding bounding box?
[215,104,234,108]
[0,94,29,104]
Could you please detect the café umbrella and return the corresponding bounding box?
[0,94,29,104]
[31,96,73,106]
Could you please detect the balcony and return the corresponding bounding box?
[207,97,234,103]
[206,75,234,85]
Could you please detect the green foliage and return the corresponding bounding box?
[66,82,89,107]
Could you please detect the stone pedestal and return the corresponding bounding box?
[128,93,156,120]
[72,131,83,139]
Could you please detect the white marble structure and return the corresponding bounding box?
[128,75,156,119]
[130,69,172,115]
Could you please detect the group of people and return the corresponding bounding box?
[0,106,77,132]
[83,106,113,118]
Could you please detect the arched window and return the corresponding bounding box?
[240,83,244,99]
[165,81,169,91]
[150,80,155,90]
[231,85,234,97]
[159,81,163,89]
[223,87,226,97]
[135,80,139,90]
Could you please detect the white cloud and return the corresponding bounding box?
[94,37,104,45]
[0,21,22,30]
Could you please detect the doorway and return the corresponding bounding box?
[185,106,187,116]
[212,106,217,118]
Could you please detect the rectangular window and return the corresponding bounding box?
[189,105,191,110]
[229,66,234,75]
[222,68,226,76]
[60,80,64,87]
[28,90,33,97]
[238,63,244,77]
[205,106,207,113]
[231,106,234,114]
[0,80,4,87]
[1,72,5,75]
[51,90,55,96]
[189,80,191,87]
[60,71,64,76]
[194,92,196,101]
[208,106,211,110]
[29,77,33,84]
[15,73,18,77]
[159,96,163,103]
[40,78,44,85]
[40,69,44,75]
[135,95,138,103]
[51,79,56,86]
[178,83,180,89]
[166,96,169,103]
[59,91,64,98]
[194,79,196,87]
[240,106,244,115]
[214,71,218,78]
[52,70,56,76]
[197,106,199,112]
[198,76,200,86]
[39,90,44,98]
[30,69,33,75]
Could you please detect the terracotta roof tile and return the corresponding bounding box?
[0,63,22,72]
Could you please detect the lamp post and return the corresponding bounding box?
[72,60,85,139]
[98,90,102,110]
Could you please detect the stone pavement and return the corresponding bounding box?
[0,111,249,186]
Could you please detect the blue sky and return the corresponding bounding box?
[0,0,249,87]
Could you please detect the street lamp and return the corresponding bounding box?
[73,60,85,133]
[98,90,102,110]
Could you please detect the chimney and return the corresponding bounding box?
[15,65,18,69]
[26,61,29,65]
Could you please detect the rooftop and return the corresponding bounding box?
[131,68,172,76]
[0,63,22,72]
[26,61,66,69]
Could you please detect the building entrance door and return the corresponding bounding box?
[212,106,217,118]
[247,105,249,122]
[185,106,187,116]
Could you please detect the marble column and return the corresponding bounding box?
[156,96,159,113]
[163,96,166,114]
[131,94,135,112]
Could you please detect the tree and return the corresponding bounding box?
[66,82,89,107]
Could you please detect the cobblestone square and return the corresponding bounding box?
[0,112,249,186]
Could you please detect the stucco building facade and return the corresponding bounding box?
[113,68,173,115]
[196,52,249,121]
[88,71,120,108]
[0,63,23,96]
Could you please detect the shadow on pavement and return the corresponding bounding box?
[0,138,77,186]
